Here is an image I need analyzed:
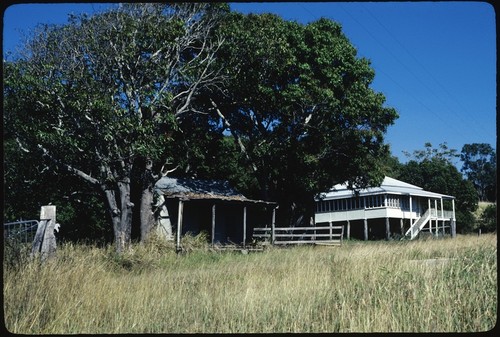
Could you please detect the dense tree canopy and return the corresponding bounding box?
[460,143,496,202]
[4,3,228,251]
[201,13,398,225]
[4,5,398,247]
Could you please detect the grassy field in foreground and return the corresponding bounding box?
[3,233,497,333]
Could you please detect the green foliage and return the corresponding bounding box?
[397,143,479,233]
[478,204,497,232]
[5,5,398,241]
[202,12,397,225]
[403,142,459,163]
[3,4,227,247]
[460,143,496,201]
[3,137,111,242]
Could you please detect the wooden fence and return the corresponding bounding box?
[253,224,344,246]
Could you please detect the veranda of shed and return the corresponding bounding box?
[154,177,277,250]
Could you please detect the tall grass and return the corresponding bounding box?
[3,233,497,333]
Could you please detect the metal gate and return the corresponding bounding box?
[4,220,39,244]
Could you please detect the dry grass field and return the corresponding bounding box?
[3,233,497,333]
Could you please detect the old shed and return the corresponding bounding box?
[154,177,277,250]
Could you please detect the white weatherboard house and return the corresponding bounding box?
[315,177,456,240]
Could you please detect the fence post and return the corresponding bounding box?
[31,205,58,262]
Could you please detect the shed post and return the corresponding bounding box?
[243,205,247,247]
[400,218,404,236]
[385,217,390,240]
[346,220,350,240]
[211,203,216,246]
[329,221,333,240]
[176,199,184,253]
[363,218,368,241]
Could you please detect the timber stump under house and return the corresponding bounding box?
[153,177,277,251]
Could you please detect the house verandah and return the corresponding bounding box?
[314,176,457,241]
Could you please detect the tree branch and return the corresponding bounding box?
[38,144,100,185]
[210,99,258,173]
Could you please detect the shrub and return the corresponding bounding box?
[479,204,496,233]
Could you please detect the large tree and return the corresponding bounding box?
[201,13,398,225]
[3,3,227,252]
[460,143,496,201]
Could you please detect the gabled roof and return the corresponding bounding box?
[154,177,277,205]
[317,176,454,200]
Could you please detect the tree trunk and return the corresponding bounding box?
[140,184,155,241]
[102,180,133,253]
[140,159,156,242]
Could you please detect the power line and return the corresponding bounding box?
[360,4,492,136]
[336,4,471,136]
[300,3,491,148]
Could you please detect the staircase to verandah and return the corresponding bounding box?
[404,208,432,240]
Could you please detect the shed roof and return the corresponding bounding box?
[317,176,454,200]
[154,177,277,205]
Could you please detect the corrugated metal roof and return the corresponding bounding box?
[154,177,277,205]
[317,176,454,200]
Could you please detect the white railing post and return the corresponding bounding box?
[451,199,456,238]
[428,199,432,235]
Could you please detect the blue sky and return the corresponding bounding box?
[2,2,496,165]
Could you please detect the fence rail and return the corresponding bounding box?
[253,225,344,246]
[4,220,39,243]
